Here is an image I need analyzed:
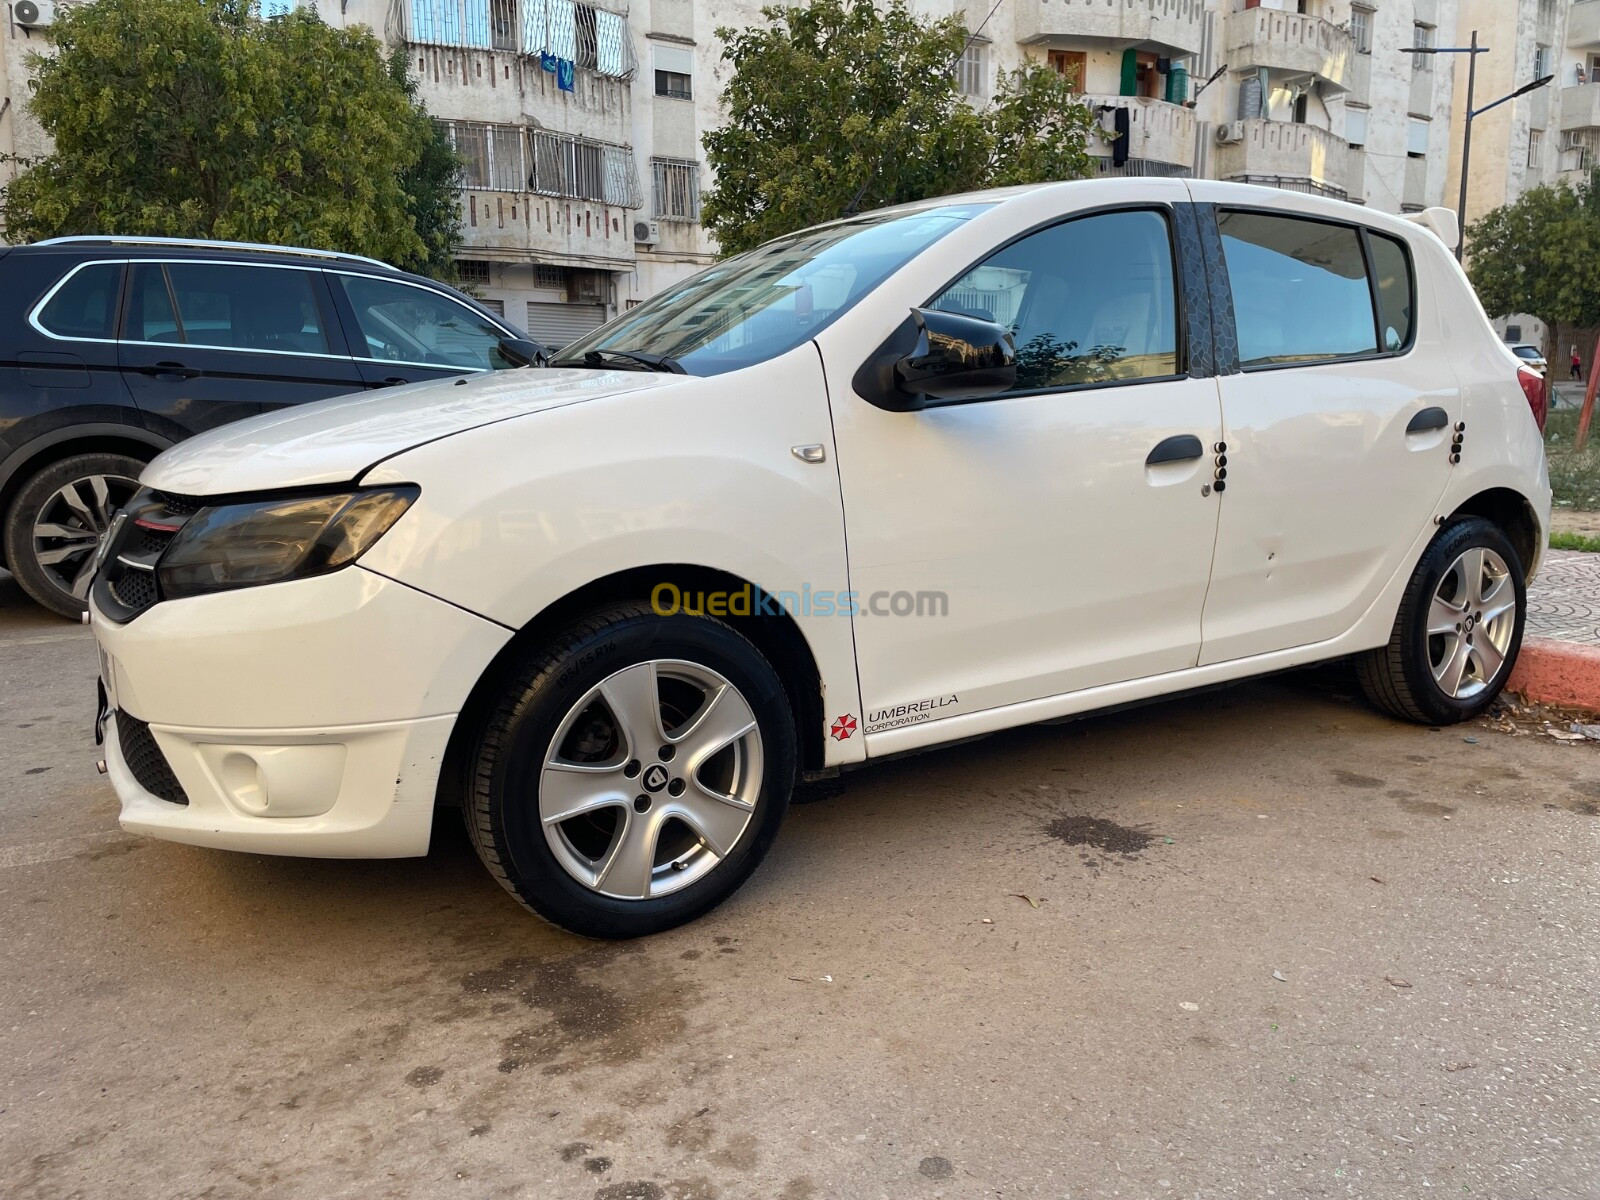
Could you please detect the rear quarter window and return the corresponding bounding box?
[37,262,123,340]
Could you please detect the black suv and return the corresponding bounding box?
[0,236,539,617]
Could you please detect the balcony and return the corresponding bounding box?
[1571,0,1600,49]
[1081,94,1197,171]
[1212,119,1351,200]
[1561,82,1600,132]
[1225,7,1352,93]
[1014,0,1206,58]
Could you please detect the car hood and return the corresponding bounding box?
[141,368,680,496]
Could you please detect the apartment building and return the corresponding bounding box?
[0,0,1463,343]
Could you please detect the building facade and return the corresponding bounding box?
[0,0,1473,346]
[1442,0,1596,346]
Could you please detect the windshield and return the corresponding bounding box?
[556,202,993,375]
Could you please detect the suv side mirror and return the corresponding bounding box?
[496,336,548,368]
[853,307,1016,411]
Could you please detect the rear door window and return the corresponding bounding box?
[140,262,331,354]
[1217,211,1378,367]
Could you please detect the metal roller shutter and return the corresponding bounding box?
[525,301,608,351]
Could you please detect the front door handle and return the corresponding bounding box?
[1145,434,1204,466]
[137,361,200,381]
[1406,406,1449,434]
[376,376,410,388]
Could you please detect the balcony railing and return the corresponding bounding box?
[1080,94,1198,171]
[1014,0,1206,57]
[1213,118,1351,200]
[404,0,636,79]
[1225,7,1352,92]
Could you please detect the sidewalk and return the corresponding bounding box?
[1511,548,1600,708]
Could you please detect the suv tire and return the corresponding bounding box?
[4,453,144,619]
[1356,517,1526,725]
[464,604,797,938]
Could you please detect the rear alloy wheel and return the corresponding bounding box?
[1356,516,1526,725]
[3,453,143,619]
[465,604,796,937]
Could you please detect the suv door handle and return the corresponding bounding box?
[1145,434,1204,465]
[1406,406,1449,434]
[376,376,410,387]
[137,361,200,381]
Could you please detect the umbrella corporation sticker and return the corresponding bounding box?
[833,694,961,738]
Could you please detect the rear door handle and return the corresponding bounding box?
[1406,406,1449,434]
[137,361,200,381]
[1145,434,1204,466]
[376,376,410,388]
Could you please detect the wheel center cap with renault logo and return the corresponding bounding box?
[642,764,670,793]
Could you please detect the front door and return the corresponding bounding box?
[825,206,1224,735]
[1195,202,1457,664]
[119,260,363,436]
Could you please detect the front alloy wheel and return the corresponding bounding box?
[465,604,796,938]
[3,453,145,619]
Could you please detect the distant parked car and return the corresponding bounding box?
[0,236,540,617]
[1509,343,1547,373]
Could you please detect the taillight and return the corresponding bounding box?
[1518,365,1547,432]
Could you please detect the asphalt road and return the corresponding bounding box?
[2,570,1598,1199]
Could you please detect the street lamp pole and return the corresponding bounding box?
[1402,31,1551,260]
[1457,29,1479,256]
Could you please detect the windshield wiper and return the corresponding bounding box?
[550,348,687,374]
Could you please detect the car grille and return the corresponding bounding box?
[116,711,188,806]
[92,489,198,623]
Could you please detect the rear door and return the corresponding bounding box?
[327,271,523,388]
[1193,199,1456,664]
[119,260,363,434]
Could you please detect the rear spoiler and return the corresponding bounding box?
[1402,207,1460,252]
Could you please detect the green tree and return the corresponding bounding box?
[388,48,464,280]
[3,0,460,274]
[1467,171,1600,355]
[702,0,1094,254]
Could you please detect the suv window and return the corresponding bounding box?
[37,262,123,340]
[158,262,330,354]
[930,209,1179,391]
[336,275,512,370]
[1218,211,1378,367]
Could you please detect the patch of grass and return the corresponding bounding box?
[1544,409,1600,511]
[1549,530,1600,552]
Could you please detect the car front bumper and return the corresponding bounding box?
[91,566,510,858]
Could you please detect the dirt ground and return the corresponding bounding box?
[2,573,1597,1199]
[1549,508,1600,538]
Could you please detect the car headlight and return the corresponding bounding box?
[157,486,419,600]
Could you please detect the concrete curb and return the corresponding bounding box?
[1509,636,1600,710]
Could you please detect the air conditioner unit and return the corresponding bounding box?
[1215,122,1245,145]
[632,219,660,246]
[13,0,55,27]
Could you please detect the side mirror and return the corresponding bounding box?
[495,336,548,368]
[853,307,1016,411]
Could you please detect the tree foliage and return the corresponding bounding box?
[702,0,1095,253]
[3,0,461,276]
[1467,171,1600,334]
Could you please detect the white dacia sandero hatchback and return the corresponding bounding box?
[91,180,1550,937]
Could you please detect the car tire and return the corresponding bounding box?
[1355,516,1527,725]
[464,603,797,938]
[3,453,144,620]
